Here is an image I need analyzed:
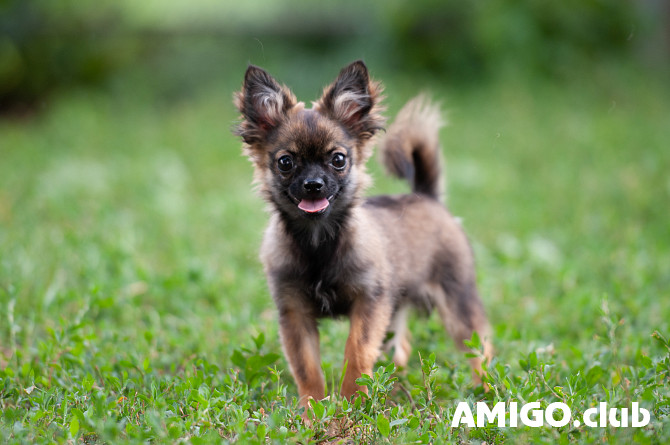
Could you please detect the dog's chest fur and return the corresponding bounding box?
[294,233,371,317]
[264,216,378,318]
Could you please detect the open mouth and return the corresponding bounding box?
[298,195,333,214]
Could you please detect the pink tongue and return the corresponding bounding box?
[298,198,329,213]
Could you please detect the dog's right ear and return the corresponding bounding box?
[234,65,296,145]
[315,60,384,151]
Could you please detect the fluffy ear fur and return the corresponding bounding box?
[316,60,384,142]
[234,65,297,145]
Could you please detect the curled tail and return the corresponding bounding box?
[379,95,445,202]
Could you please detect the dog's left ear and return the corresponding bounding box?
[316,60,384,141]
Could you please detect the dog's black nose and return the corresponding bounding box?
[303,178,325,192]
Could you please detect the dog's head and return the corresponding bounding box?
[234,61,384,230]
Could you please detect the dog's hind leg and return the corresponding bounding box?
[384,304,412,368]
[430,280,493,386]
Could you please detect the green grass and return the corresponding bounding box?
[1,63,669,443]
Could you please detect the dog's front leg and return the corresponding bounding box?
[277,305,325,408]
[341,295,393,399]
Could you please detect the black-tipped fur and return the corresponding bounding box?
[379,95,445,202]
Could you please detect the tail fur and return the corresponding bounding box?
[379,95,445,202]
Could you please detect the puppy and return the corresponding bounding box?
[233,60,492,408]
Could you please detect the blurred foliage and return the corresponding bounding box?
[0,0,665,111]
[471,0,641,77]
[385,0,641,78]
[385,0,486,78]
[0,0,135,110]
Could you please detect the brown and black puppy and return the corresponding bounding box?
[233,60,492,408]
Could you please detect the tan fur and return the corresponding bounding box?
[233,61,492,412]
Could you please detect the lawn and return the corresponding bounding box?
[1,61,669,443]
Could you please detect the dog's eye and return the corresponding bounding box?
[277,155,294,172]
[331,153,347,170]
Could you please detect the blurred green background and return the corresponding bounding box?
[1,1,670,442]
[1,0,668,109]
[2,0,670,355]
[1,0,669,365]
